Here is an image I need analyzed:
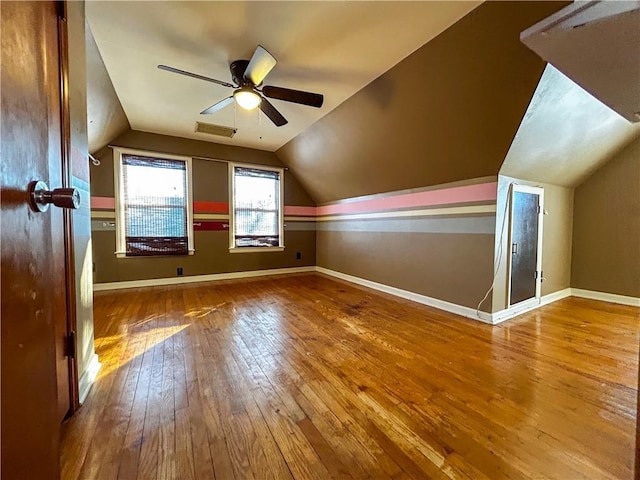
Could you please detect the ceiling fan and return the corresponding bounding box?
[158,45,324,127]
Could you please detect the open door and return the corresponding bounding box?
[507,185,544,307]
[1,1,78,478]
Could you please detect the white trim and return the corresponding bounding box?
[78,353,101,404]
[113,147,195,256]
[491,288,572,324]
[229,162,285,251]
[112,146,193,163]
[113,149,125,253]
[315,267,578,325]
[229,246,285,253]
[93,266,315,291]
[315,267,495,324]
[541,287,573,306]
[571,288,640,307]
[507,185,544,307]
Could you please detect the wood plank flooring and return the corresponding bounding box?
[61,274,639,479]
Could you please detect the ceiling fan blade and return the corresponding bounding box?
[259,97,288,127]
[158,65,234,88]
[244,45,277,86]
[262,85,324,108]
[200,96,234,115]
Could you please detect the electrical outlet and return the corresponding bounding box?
[296,252,302,260]
[177,267,183,276]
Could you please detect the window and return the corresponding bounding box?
[114,149,194,257]
[229,164,284,252]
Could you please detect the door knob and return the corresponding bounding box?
[28,180,80,212]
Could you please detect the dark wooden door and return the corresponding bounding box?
[509,191,540,306]
[1,1,72,478]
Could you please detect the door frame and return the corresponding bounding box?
[506,184,544,308]
[58,0,80,415]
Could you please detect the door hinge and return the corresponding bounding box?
[534,270,544,279]
[65,331,76,359]
[56,1,67,20]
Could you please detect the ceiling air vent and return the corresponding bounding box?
[194,121,237,138]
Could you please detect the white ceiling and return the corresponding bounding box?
[501,64,640,187]
[86,21,130,153]
[87,1,481,152]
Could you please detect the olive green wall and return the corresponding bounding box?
[93,130,314,206]
[318,230,496,311]
[91,130,315,284]
[571,137,640,297]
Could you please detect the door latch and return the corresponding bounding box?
[28,180,80,213]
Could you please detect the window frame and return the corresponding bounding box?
[113,147,195,258]
[228,162,285,253]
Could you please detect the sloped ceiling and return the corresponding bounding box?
[521,1,640,123]
[276,1,569,204]
[86,22,129,154]
[86,1,481,151]
[501,64,640,186]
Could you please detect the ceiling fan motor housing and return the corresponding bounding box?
[159,45,322,127]
[230,60,251,86]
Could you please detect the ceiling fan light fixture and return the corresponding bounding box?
[234,88,261,110]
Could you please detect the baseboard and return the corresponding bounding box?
[93,266,316,291]
[541,287,573,306]
[78,353,101,404]
[315,267,578,325]
[571,288,640,307]
[315,266,494,324]
[491,288,572,324]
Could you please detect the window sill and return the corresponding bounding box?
[115,250,195,258]
[229,247,285,254]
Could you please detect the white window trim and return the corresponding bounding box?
[228,162,285,253]
[113,147,195,258]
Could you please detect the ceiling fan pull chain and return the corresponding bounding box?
[258,107,263,140]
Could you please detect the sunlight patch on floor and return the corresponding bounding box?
[95,324,190,379]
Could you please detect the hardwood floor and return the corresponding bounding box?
[61,274,639,479]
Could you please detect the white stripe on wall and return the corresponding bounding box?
[315,204,497,222]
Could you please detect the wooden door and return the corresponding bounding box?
[1,1,73,478]
[508,186,544,307]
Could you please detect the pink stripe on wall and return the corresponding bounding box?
[316,182,497,216]
[284,205,317,216]
[90,182,495,217]
[91,196,115,209]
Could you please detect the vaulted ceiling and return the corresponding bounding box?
[501,64,640,187]
[90,1,638,206]
[87,1,481,152]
